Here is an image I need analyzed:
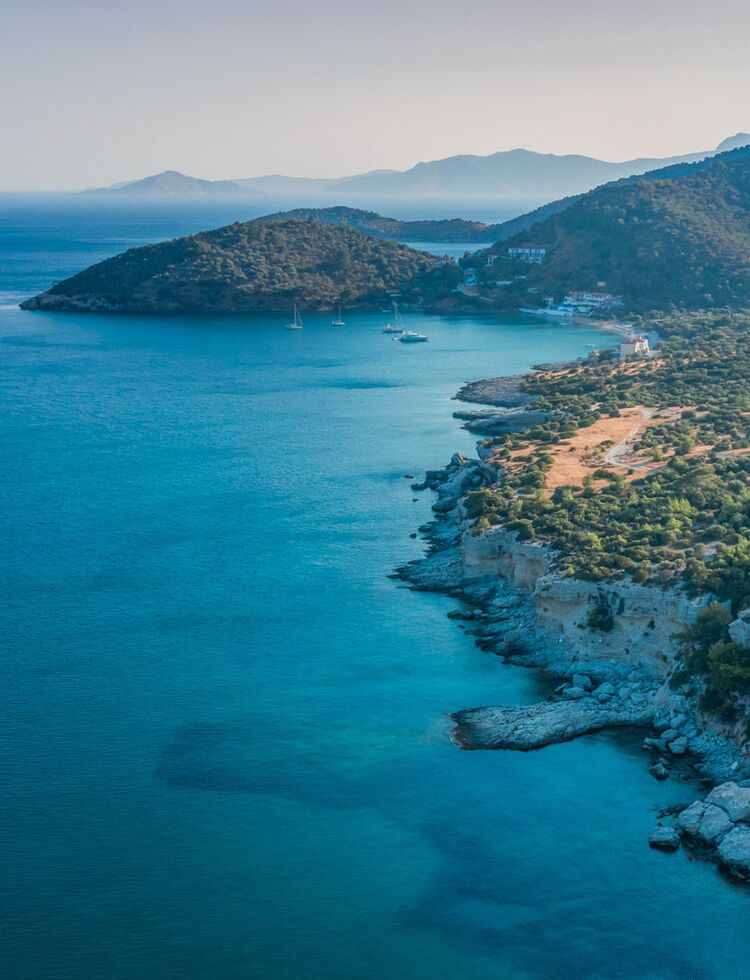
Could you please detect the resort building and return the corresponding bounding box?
[564,291,622,310]
[507,247,546,264]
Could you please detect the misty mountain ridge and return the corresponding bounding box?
[88,133,750,201]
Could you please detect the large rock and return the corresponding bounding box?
[453,697,655,750]
[706,782,750,823]
[677,801,707,837]
[561,686,587,700]
[697,804,734,844]
[649,762,670,781]
[649,826,680,851]
[718,825,750,878]
[668,736,689,756]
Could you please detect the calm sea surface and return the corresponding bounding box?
[2,198,749,979]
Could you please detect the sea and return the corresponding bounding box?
[1,195,749,980]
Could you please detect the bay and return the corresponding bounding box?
[1,200,749,980]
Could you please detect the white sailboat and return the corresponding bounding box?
[286,304,303,330]
[383,302,404,334]
[331,305,345,326]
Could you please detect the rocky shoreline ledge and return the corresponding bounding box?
[399,386,750,882]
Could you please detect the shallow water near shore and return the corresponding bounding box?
[2,203,750,979]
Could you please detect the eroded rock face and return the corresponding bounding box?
[453,697,655,750]
[718,826,750,878]
[460,527,710,671]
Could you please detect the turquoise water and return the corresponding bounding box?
[2,202,750,979]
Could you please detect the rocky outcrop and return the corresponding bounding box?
[454,695,655,750]
[454,408,550,435]
[453,376,533,408]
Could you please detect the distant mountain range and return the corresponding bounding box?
[88,133,750,201]
[482,144,750,312]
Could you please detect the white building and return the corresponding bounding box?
[507,247,546,264]
[619,336,650,358]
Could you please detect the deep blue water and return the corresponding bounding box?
[2,201,750,980]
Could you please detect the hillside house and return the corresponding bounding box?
[619,335,650,358]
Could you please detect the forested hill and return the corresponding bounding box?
[256,206,499,243]
[21,219,440,314]
[484,146,750,312]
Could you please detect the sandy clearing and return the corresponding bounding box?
[543,407,659,492]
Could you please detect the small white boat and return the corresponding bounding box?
[331,305,345,326]
[286,304,303,330]
[383,302,405,334]
[398,330,428,343]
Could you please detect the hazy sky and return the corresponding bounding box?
[2,0,749,189]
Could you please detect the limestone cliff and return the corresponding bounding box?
[459,521,710,671]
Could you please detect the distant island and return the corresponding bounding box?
[20,219,442,314]
[84,170,246,197]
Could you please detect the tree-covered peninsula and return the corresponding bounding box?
[21,219,440,314]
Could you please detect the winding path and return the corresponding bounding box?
[602,408,655,470]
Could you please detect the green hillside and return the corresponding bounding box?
[479,147,750,313]
[21,219,439,314]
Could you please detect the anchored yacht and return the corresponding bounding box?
[286,304,303,330]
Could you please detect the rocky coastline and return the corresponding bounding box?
[400,378,750,882]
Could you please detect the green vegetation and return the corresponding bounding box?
[587,598,615,632]
[465,309,750,596]
[21,219,439,314]
[672,604,750,721]
[466,147,750,314]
